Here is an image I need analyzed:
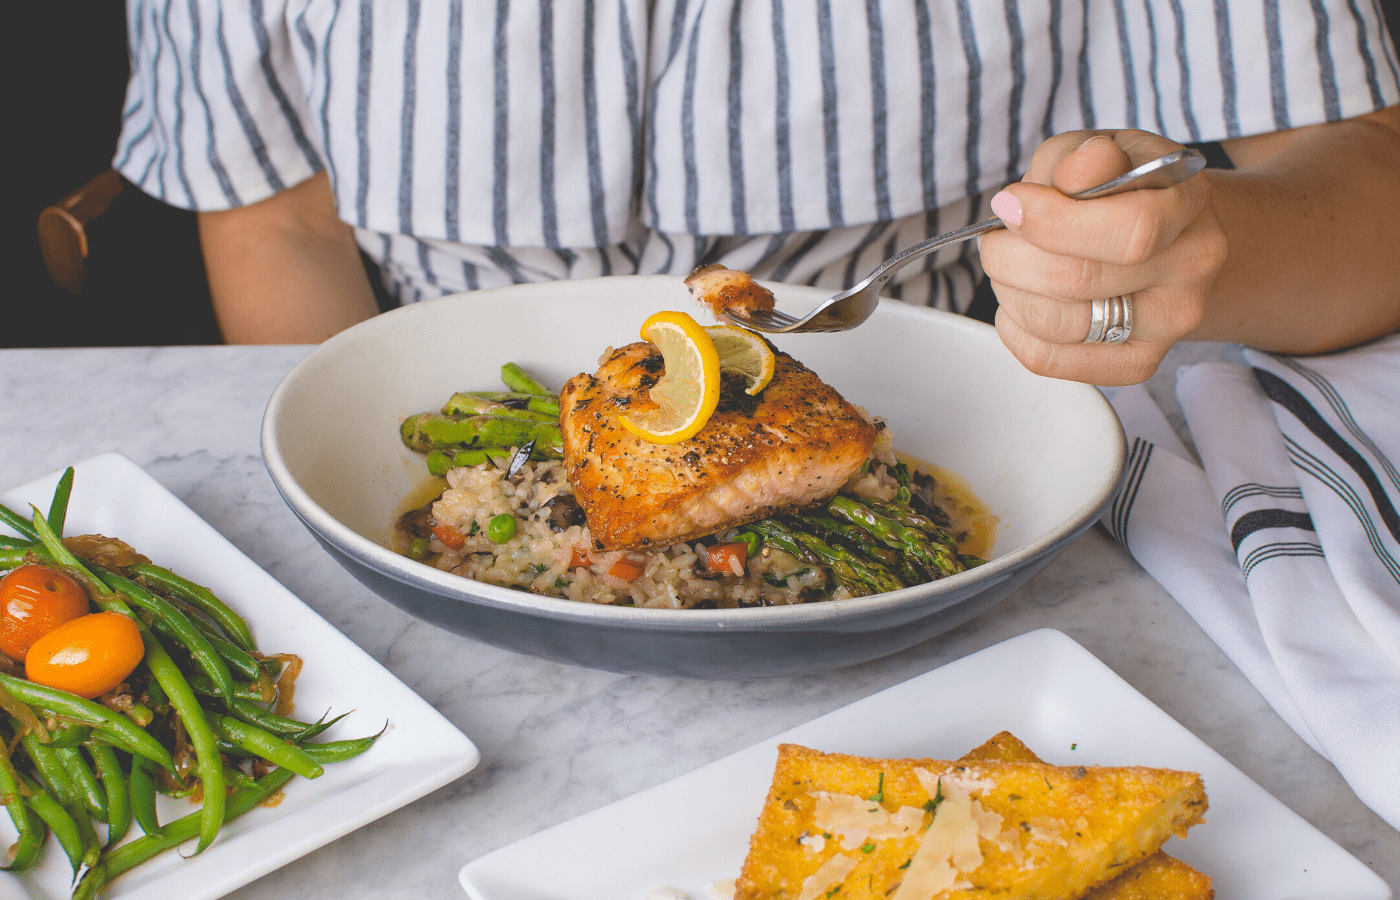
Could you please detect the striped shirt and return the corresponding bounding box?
[116,0,1399,312]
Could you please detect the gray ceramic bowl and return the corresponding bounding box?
[261,276,1124,679]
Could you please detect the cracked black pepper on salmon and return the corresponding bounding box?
[559,340,878,551]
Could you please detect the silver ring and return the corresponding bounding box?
[1083,295,1133,344]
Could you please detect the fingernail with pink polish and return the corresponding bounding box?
[990,191,1022,227]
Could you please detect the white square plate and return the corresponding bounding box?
[0,453,480,900]
[459,627,1388,900]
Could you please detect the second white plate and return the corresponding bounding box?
[458,628,1388,900]
[0,454,481,900]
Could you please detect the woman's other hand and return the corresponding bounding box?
[980,129,1227,386]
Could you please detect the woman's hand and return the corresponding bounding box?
[979,130,1228,386]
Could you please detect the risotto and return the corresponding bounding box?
[395,430,994,610]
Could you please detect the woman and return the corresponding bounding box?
[116,1,1400,384]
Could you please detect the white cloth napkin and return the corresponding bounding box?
[1100,334,1400,831]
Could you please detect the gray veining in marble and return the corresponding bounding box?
[1,343,1394,897]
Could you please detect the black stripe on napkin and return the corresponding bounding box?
[1107,437,1153,549]
[1230,508,1315,552]
[1240,541,1327,579]
[1220,482,1305,518]
[1254,368,1400,545]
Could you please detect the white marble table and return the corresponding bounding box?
[1,344,1395,897]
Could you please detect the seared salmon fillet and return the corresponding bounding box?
[559,341,877,551]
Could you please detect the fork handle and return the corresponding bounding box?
[856,147,1206,297]
[853,217,1005,297]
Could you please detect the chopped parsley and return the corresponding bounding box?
[921,779,945,830]
[860,842,876,854]
[868,772,885,803]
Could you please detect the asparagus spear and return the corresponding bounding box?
[441,393,559,421]
[827,495,965,579]
[441,391,560,419]
[400,413,564,457]
[500,362,554,397]
[747,519,899,597]
[796,511,924,587]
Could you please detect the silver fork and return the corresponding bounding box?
[721,147,1207,333]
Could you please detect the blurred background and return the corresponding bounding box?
[9,4,218,348]
[7,1,1398,349]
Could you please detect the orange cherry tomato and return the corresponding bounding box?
[0,565,91,662]
[25,612,145,699]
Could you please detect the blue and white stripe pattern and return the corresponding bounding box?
[116,0,1400,309]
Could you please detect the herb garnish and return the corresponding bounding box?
[868,772,885,803]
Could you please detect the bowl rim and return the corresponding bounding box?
[261,276,1126,632]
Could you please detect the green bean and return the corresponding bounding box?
[213,716,323,779]
[1,802,44,872]
[299,728,383,765]
[66,792,102,868]
[103,569,236,706]
[487,513,518,543]
[55,745,107,823]
[17,774,84,874]
[127,562,256,652]
[0,674,173,773]
[0,746,44,872]
[127,754,160,835]
[291,710,350,742]
[186,675,273,703]
[89,741,130,847]
[15,748,99,867]
[141,633,224,853]
[195,627,267,681]
[500,362,553,396]
[221,765,258,790]
[84,767,295,893]
[119,701,155,728]
[40,722,92,749]
[18,731,77,806]
[0,535,32,551]
[226,697,321,738]
[143,674,168,712]
[0,502,38,544]
[47,466,75,535]
[215,738,249,759]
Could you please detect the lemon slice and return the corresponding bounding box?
[705,325,776,395]
[620,311,721,444]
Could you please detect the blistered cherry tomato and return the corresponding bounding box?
[25,612,144,699]
[0,565,90,662]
